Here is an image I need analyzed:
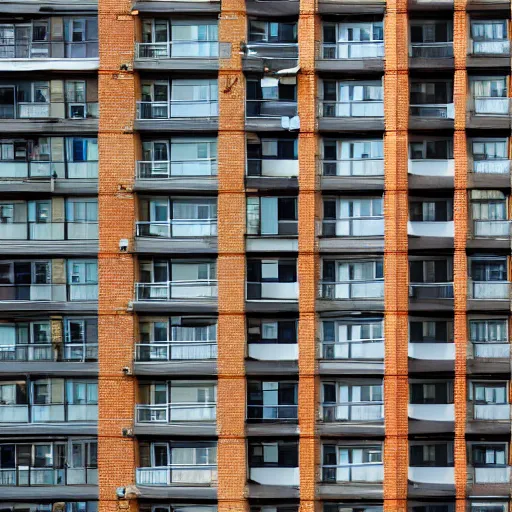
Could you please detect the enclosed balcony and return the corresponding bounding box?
[408,442,455,493]
[248,440,299,494]
[408,319,455,371]
[136,138,217,191]
[409,258,454,310]
[467,502,508,512]
[409,81,454,129]
[470,191,511,244]
[246,259,298,310]
[135,259,218,312]
[135,381,216,435]
[469,138,511,190]
[321,139,384,190]
[321,444,383,496]
[469,20,510,66]
[469,77,510,125]
[247,137,298,183]
[409,21,453,67]
[247,317,298,362]
[135,79,218,131]
[469,381,510,421]
[322,197,384,253]
[136,197,217,253]
[134,317,217,376]
[408,198,454,248]
[468,318,510,373]
[468,443,511,489]
[243,20,298,72]
[319,80,384,131]
[318,22,384,72]
[468,257,510,305]
[135,19,219,71]
[136,442,217,493]
[409,381,454,433]
[0,503,98,512]
[0,18,98,71]
[0,439,98,491]
[408,139,454,189]
[246,196,297,251]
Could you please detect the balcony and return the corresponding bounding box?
[318,101,384,132]
[242,43,299,72]
[134,41,219,71]
[322,402,384,423]
[472,341,510,359]
[247,404,298,425]
[473,158,511,179]
[321,339,385,361]
[0,403,97,424]
[0,343,98,363]
[409,283,454,310]
[473,403,510,420]
[135,341,217,362]
[473,220,511,238]
[249,467,300,488]
[0,160,98,182]
[468,281,510,302]
[322,158,384,179]
[317,42,384,72]
[409,103,455,129]
[408,467,455,486]
[409,342,455,362]
[0,467,97,487]
[472,466,511,485]
[408,221,454,240]
[408,403,455,421]
[246,281,298,305]
[247,158,298,183]
[471,40,510,56]
[245,100,298,132]
[408,159,454,178]
[136,465,217,486]
[320,280,384,300]
[322,463,384,483]
[409,43,454,69]
[473,97,511,115]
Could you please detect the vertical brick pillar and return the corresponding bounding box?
[98,2,138,512]
[383,2,409,510]
[217,3,249,512]
[453,5,468,510]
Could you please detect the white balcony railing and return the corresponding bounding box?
[408,159,454,177]
[136,465,217,486]
[135,41,219,59]
[136,220,217,238]
[136,403,216,423]
[320,280,384,300]
[474,403,510,420]
[247,343,298,361]
[136,281,218,301]
[136,160,217,179]
[473,159,511,174]
[408,467,455,485]
[249,467,299,486]
[322,159,384,177]
[322,402,384,422]
[322,218,384,237]
[474,467,511,483]
[135,341,217,361]
[320,101,384,118]
[0,467,97,486]
[322,42,384,59]
[408,342,455,360]
[474,97,511,115]
[408,221,454,238]
[410,42,453,58]
[136,100,219,119]
[470,281,510,300]
[321,339,385,360]
[408,404,454,421]
[247,158,298,178]
[473,220,511,237]
[246,281,298,301]
[471,40,510,55]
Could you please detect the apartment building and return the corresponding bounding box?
[0,0,510,512]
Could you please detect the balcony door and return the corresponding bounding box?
[68,439,97,484]
[141,81,169,119]
[0,86,15,119]
[67,260,98,301]
[170,80,218,118]
[336,82,383,117]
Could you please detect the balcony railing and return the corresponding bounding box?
[136,100,219,120]
[0,404,97,423]
[473,403,510,420]
[136,403,216,423]
[135,41,219,59]
[247,158,299,178]
[0,343,98,362]
[322,402,384,422]
[0,41,98,60]
[471,40,511,55]
[0,467,97,486]
[470,281,510,300]
[409,283,454,299]
[322,42,384,59]
[473,159,511,174]
[410,103,454,118]
[0,102,98,120]
[473,220,511,237]
[0,161,98,179]
[322,158,384,177]
[408,342,455,360]
[0,222,98,241]
[247,404,298,421]
[246,100,298,118]
[320,280,385,300]
[245,43,298,60]
[321,339,385,360]
[408,159,454,177]
[322,218,384,237]
[136,160,217,179]
[474,97,511,115]
[410,43,454,58]
[135,281,218,301]
[474,467,511,483]
[135,341,217,361]
[320,101,384,118]
[473,342,510,358]
[136,220,217,238]
[322,463,384,482]
[136,465,217,486]
[408,221,454,238]
[408,467,455,485]
[0,284,97,302]
[246,281,298,301]
[408,404,455,421]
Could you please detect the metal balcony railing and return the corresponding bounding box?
[135,41,219,59]
[136,403,216,423]
[322,402,384,422]
[0,41,98,60]
[321,339,385,360]
[322,42,384,59]
[135,281,218,301]
[409,42,453,58]
[0,284,97,302]
[409,283,454,299]
[136,465,217,486]
[322,218,384,237]
[474,97,511,115]
[0,467,97,486]
[135,341,217,361]
[473,159,511,174]
[410,103,454,118]
[246,404,298,421]
[136,160,217,179]
[136,100,219,120]
[322,463,383,482]
[473,220,511,237]
[320,100,384,118]
[320,280,384,300]
[322,158,384,177]
[136,220,217,238]
[0,102,98,120]
[245,42,298,60]
[0,343,98,362]
[470,281,511,300]
[0,222,98,241]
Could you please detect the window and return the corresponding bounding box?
[409,200,453,222]
[410,382,453,404]
[472,444,506,466]
[410,82,452,104]
[247,318,297,344]
[471,78,507,99]
[410,140,453,160]
[409,320,453,343]
[410,443,453,467]
[65,81,87,118]
[472,139,507,160]
[66,380,98,405]
[470,319,507,343]
[410,22,452,43]
[471,21,507,41]
[470,258,507,281]
[67,138,98,163]
[472,382,507,404]
[249,441,298,467]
